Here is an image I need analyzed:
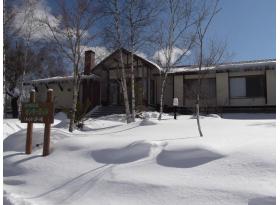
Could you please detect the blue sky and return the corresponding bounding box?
[207,0,275,61]
[45,0,275,62]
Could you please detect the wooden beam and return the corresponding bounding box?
[107,69,110,104]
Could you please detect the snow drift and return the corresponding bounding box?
[3,113,276,205]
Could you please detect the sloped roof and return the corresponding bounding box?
[24,74,100,85]
[92,48,161,72]
[168,59,276,74]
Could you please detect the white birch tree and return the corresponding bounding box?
[154,0,198,120]
[102,0,133,123]
[41,0,102,132]
[194,0,221,137]
[10,0,43,114]
[124,0,160,121]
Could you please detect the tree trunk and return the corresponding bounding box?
[113,0,131,124]
[18,69,25,117]
[196,36,203,137]
[18,43,28,118]
[196,74,203,137]
[119,51,132,123]
[131,53,136,122]
[196,93,203,137]
[158,73,168,120]
[69,69,80,132]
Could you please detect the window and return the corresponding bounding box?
[229,75,265,98]
[246,76,265,97]
[229,77,246,98]
[184,78,216,100]
[204,78,216,98]
[184,79,197,99]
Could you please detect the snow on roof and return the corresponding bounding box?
[24,74,100,85]
[134,54,162,72]
[168,59,276,74]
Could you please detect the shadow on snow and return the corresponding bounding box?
[156,147,225,168]
[91,141,152,164]
[248,196,276,205]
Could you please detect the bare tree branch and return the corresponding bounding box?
[41,0,102,132]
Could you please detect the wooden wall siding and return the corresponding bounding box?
[265,69,276,105]
[82,79,100,109]
[174,75,183,107]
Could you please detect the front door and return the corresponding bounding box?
[110,81,119,105]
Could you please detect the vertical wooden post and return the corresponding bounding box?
[174,106,177,120]
[43,89,53,156]
[26,90,35,154]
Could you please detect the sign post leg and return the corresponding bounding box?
[43,89,53,156]
[25,90,35,154]
[43,123,51,156]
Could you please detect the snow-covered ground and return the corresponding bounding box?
[3,112,276,205]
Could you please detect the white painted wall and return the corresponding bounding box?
[32,81,80,110]
[216,73,229,106]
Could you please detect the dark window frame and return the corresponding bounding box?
[183,78,217,101]
[229,75,266,99]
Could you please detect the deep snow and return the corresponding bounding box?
[3,112,276,205]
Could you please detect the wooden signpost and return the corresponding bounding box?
[43,90,53,156]
[25,90,35,154]
[21,89,54,156]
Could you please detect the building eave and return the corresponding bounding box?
[23,74,100,86]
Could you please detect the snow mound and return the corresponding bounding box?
[137,111,172,119]
[140,111,159,119]
[54,112,70,128]
[81,118,124,132]
[139,118,157,126]
[3,128,70,152]
[3,119,26,140]
[207,114,221,118]
[91,141,152,164]
[157,147,224,168]
[3,112,69,141]
[3,190,33,205]
[3,113,275,205]
[97,114,127,122]
[55,112,68,121]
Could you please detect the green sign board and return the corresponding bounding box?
[21,102,54,123]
